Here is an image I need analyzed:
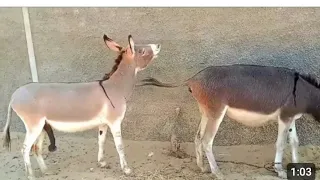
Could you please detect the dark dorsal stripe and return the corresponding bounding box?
[101,51,125,81]
[97,50,126,108]
[293,72,299,106]
[98,80,115,108]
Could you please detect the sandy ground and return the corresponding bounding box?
[1,132,320,180]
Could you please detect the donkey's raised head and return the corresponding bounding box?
[103,34,161,74]
[134,43,161,72]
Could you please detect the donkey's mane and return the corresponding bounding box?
[299,73,320,89]
[101,51,125,81]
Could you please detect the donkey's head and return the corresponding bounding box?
[103,34,161,74]
[133,43,161,72]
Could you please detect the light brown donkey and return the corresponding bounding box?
[2,34,161,180]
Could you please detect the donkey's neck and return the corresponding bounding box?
[105,60,137,100]
[305,84,320,120]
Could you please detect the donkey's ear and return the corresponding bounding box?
[103,34,122,52]
[127,35,135,55]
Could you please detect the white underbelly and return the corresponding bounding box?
[46,119,103,132]
[45,104,113,133]
[226,107,280,127]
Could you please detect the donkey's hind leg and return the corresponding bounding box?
[194,113,208,172]
[31,123,57,156]
[34,130,48,173]
[21,118,46,180]
[200,105,227,179]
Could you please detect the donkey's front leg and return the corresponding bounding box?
[110,121,131,175]
[274,118,290,179]
[288,118,299,163]
[98,125,108,167]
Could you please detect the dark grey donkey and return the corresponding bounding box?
[137,64,320,179]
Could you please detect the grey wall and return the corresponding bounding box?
[0,8,32,136]
[1,8,320,145]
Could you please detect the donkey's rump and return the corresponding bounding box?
[189,65,299,126]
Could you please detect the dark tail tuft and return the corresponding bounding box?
[3,127,11,151]
[3,101,13,151]
[137,77,185,88]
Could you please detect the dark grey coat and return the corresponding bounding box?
[139,64,320,122]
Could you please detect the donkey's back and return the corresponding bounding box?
[10,82,107,118]
[189,64,297,114]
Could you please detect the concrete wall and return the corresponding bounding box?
[1,8,320,145]
[0,8,32,136]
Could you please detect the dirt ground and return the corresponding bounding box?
[1,132,320,180]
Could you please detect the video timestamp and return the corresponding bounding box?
[287,163,316,180]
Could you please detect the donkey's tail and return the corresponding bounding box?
[137,77,188,88]
[3,101,13,151]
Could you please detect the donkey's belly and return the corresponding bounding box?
[226,107,280,127]
[46,119,103,132]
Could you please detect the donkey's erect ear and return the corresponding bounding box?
[127,35,135,55]
[103,34,122,52]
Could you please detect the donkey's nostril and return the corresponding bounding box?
[157,44,161,49]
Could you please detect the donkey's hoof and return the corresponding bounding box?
[99,161,108,168]
[40,167,48,174]
[39,165,48,174]
[200,166,210,173]
[277,170,287,179]
[27,175,36,180]
[123,167,132,175]
[44,171,55,175]
[212,170,225,180]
